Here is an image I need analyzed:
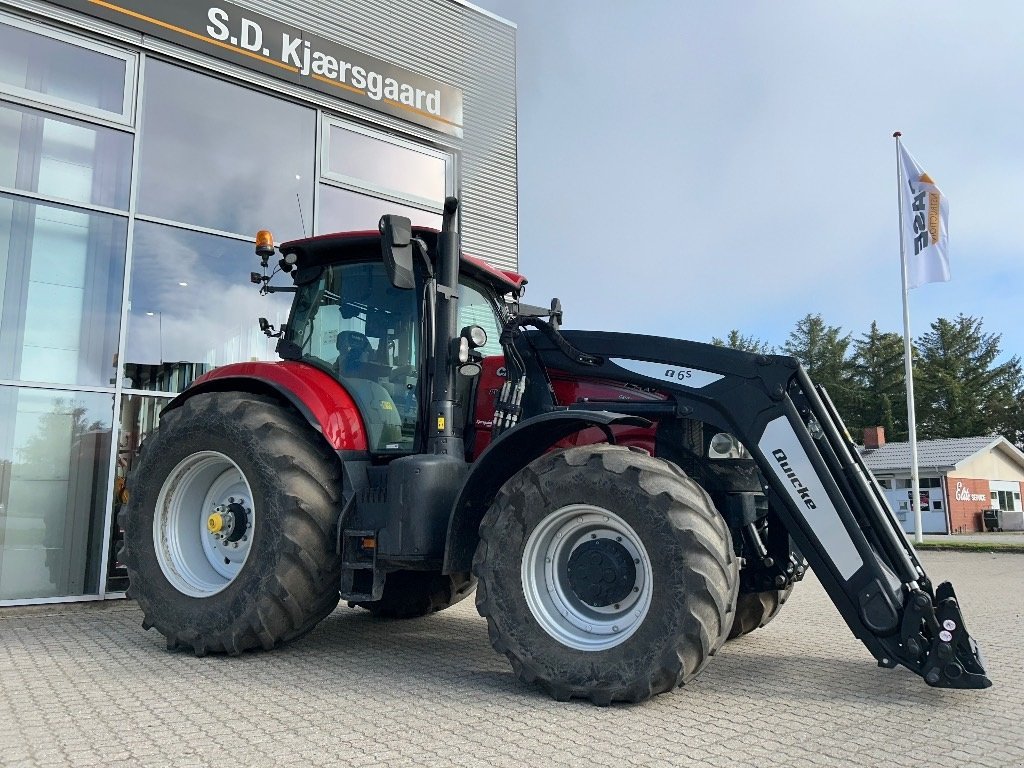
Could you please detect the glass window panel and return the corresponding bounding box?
[137,61,314,239]
[282,261,419,452]
[318,186,441,234]
[123,222,291,393]
[326,124,446,203]
[0,194,126,387]
[106,393,167,592]
[458,281,503,357]
[0,20,129,118]
[0,100,132,210]
[0,385,113,600]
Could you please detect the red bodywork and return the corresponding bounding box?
[470,357,663,459]
[190,361,368,451]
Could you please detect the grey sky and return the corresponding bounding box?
[473,1,1024,357]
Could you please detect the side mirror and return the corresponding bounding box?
[379,214,415,290]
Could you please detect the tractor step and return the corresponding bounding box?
[339,529,385,601]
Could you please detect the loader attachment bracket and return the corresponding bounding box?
[895,583,991,689]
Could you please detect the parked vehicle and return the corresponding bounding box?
[121,199,990,703]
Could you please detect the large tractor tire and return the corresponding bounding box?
[473,444,739,705]
[349,570,476,618]
[119,392,343,655]
[727,585,794,640]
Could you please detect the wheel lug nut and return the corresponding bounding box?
[633,558,640,564]
[616,536,622,542]
[614,603,620,609]
[633,587,639,593]
[590,533,596,539]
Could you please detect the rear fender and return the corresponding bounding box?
[163,361,368,452]
[442,410,650,574]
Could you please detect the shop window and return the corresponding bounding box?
[0,385,113,600]
[323,122,447,206]
[318,185,441,233]
[0,15,134,123]
[0,194,127,387]
[137,60,314,239]
[123,222,290,392]
[105,393,168,592]
[0,100,132,210]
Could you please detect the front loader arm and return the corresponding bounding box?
[521,330,990,690]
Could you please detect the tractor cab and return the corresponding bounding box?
[256,220,523,457]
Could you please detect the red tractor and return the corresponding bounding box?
[121,199,989,703]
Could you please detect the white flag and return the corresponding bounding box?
[898,144,950,288]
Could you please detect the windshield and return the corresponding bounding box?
[285,261,419,453]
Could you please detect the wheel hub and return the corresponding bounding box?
[566,538,637,607]
[208,501,249,543]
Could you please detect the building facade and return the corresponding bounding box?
[859,428,1024,534]
[0,0,517,604]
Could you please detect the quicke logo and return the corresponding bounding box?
[771,449,817,510]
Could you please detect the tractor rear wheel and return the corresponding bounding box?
[727,585,794,640]
[349,570,476,618]
[119,392,343,655]
[473,444,739,705]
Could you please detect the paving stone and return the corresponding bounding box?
[0,552,1020,767]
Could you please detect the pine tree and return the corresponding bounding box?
[711,329,774,354]
[782,314,857,418]
[915,315,1024,440]
[850,321,909,440]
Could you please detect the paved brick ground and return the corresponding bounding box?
[1,551,1021,768]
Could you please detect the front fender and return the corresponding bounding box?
[163,361,367,451]
[442,410,650,574]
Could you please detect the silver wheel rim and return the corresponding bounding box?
[153,451,256,598]
[521,504,653,651]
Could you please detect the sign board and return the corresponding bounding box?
[50,0,464,137]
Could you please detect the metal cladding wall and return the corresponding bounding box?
[239,0,518,272]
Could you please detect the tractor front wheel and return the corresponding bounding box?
[474,445,739,705]
[120,392,343,655]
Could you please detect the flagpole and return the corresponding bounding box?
[894,131,924,544]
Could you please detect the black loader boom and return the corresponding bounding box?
[505,329,990,689]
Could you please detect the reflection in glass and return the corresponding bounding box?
[0,100,133,210]
[0,21,128,116]
[124,222,291,392]
[318,185,441,234]
[0,194,127,387]
[327,125,446,203]
[0,386,113,600]
[137,60,314,238]
[106,393,167,592]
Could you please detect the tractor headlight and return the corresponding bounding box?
[708,432,749,460]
